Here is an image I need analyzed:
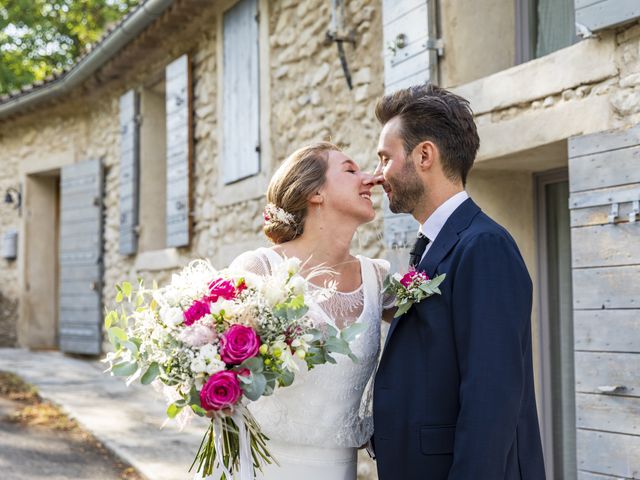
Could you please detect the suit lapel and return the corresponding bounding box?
[384,199,481,349]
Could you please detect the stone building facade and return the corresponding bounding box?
[1,0,639,478]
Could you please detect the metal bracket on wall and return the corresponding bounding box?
[608,203,619,224]
[630,200,640,223]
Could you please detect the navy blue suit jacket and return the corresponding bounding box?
[373,198,545,480]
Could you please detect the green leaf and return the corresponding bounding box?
[115,291,123,303]
[394,301,413,318]
[348,353,359,363]
[324,323,338,338]
[340,322,366,343]
[141,362,160,385]
[278,369,294,388]
[242,372,267,401]
[104,310,117,329]
[325,352,337,364]
[191,404,207,416]
[241,356,264,374]
[107,326,128,347]
[167,403,183,419]
[122,281,132,299]
[112,360,138,377]
[325,337,350,355]
[121,340,139,357]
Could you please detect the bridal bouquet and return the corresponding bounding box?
[103,258,364,479]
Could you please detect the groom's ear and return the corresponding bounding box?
[416,141,437,171]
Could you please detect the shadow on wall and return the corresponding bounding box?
[0,291,18,347]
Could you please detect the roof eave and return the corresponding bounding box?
[0,0,175,121]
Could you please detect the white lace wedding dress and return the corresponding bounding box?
[226,247,392,480]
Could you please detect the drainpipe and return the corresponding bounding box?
[0,0,174,120]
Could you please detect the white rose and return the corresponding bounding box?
[191,357,207,374]
[285,257,301,275]
[289,275,306,295]
[160,307,184,327]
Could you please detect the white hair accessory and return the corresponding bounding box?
[263,203,296,226]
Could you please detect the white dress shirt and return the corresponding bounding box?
[418,191,469,262]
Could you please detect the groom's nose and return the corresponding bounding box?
[362,173,385,186]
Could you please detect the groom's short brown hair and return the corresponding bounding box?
[375,83,480,185]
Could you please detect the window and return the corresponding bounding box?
[138,80,167,252]
[221,0,260,185]
[516,0,576,64]
[215,0,270,206]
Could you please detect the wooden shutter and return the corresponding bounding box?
[382,0,439,94]
[165,54,192,248]
[381,0,438,268]
[222,0,260,184]
[575,0,640,33]
[119,90,139,255]
[568,125,640,478]
[59,158,104,355]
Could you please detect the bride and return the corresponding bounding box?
[227,142,393,480]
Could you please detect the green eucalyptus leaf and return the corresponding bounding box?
[394,301,413,318]
[241,356,264,374]
[242,372,267,401]
[340,322,366,343]
[325,337,350,355]
[324,324,338,338]
[278,369,294,388]
[112,360,138,377]
[141,362,160,385]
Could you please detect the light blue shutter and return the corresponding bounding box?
[222,0,260,184]
[575,0,640,33]
[59,158,104,355]
[119,90,139,255]
[568,125,640,479]
[165,54,192,248]
[381,1,435,270]
[382,0,439,94]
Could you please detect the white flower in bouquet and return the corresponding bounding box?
[160,306,184,328]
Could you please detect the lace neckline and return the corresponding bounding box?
[266,248,364,294]
[257,247,371,328]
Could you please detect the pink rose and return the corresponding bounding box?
[183,300,211,326]
[220,325,260,365]
[200,371,242,411]
[400,269,429,288]
[207,279,238,302]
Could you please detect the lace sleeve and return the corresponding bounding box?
[371,258,396,309]
[228,249,271,276]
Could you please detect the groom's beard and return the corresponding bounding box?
[388,162,425,215]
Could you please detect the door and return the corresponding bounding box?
[536,169,577,480]
[58,159,104,355]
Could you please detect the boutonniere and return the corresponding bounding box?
[384,268,446,318]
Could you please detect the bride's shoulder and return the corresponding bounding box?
[359,255,391,275]
[229,247,275,275]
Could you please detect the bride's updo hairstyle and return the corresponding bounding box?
[264,142,339,244]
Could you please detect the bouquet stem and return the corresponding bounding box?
[190,409,274,479]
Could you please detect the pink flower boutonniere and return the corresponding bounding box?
[384,268,446,318]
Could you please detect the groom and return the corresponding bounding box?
[369,84,545,479]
